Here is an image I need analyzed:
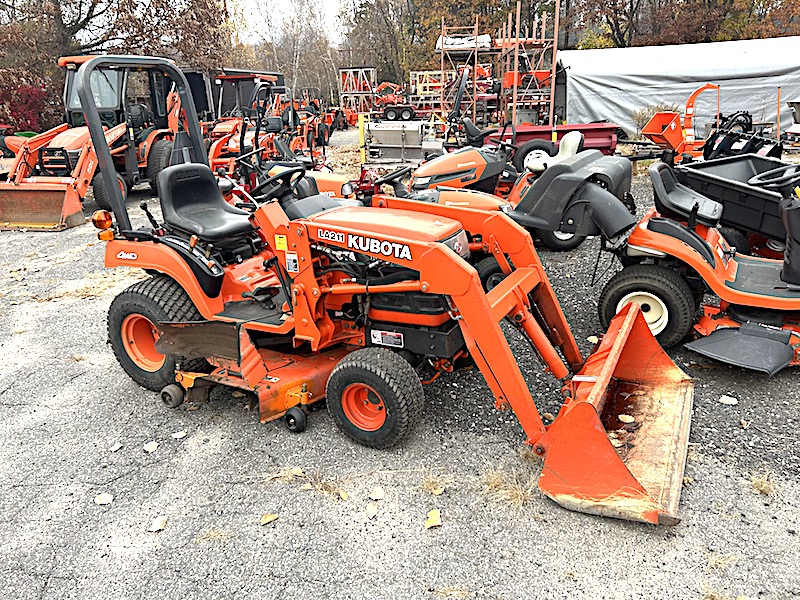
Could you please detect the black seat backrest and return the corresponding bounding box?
[157,163,251,237]
[295,176,320,199]
[128,104,151,130]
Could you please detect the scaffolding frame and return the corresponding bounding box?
[438,16,483,122]
[338,67,376,113]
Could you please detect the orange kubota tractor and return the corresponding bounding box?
[0,55,180,230]
[81,56,694,525]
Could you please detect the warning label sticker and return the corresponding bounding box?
[285,251,299,273]
[370,329,404,348]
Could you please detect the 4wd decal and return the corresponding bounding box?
[347,234,412,260]
[116,251,138,261]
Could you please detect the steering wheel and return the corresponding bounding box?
[250,164,306,198]
[747,164,800,191]
[374,165,413,186]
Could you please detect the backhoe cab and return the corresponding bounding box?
[81,56,694,526]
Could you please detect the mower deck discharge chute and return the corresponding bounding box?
[80,56,694,525]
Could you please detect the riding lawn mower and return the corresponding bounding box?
[81,55,695,525]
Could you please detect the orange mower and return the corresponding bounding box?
[81,56,694,525]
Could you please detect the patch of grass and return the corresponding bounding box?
[707,553,737,571]
[194,527,233,544]
[750,471,777,495]
[421,472,451,496]
[518,446,541,463]
[479,468,536,508]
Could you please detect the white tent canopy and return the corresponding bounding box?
[558,36,800,135]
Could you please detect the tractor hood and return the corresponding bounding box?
[307,206,463,243]
[50,127,92,150]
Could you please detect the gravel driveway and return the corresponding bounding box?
[0,174,797,599]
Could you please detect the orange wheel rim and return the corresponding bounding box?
[120,314,164,371]
[341,383,386,431]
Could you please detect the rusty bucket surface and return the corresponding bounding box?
[0,182,85,231]
[538,304,693,525]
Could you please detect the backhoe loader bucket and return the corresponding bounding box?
[539,304,693,525]
[0,182,85,231]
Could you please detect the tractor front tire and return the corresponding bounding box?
[108,275,209,392]
[719,227,751,255]
[326,348,423,449]
[317,124,330,147]
[92,173,127,211]
[146,139,174,192]
[475,256,507,292]
[598,264,695,349]
[512,139,556,172]
[535,228,586,252]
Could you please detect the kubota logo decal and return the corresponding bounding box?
[347,234,412,260]
[116,251,138,261]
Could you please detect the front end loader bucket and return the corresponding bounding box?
[0,182,85,231]
[538,304,693,525]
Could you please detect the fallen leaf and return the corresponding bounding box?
[431,485,445,496]
[143,441,158,453]
[683,476,694,486]
[618,414,635,424]
[232,391,246,398]
[260,513,279,525]
[94,493,113,505]
[171,430,187,440]
[187,405,200,411]
[542,412,555,422]
[109,442,123,452]
[369,486,385,501]
[586,335,599,344]
[424,508,442,529]
[148,515,168,532]
[339,490,349,501]
[739,419,750,430]
[299,483,313,491]
[366,502,378,519]
[289,467,304,476]
[719,395,739,406]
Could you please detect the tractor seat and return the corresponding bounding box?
[128,104,152,130]
[157,163,254,242]
[649,162,722,227]
[463,117,494,147]
[525,131,585,172]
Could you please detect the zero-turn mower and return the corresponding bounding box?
[599,160,800,375]
[81,56,694,525]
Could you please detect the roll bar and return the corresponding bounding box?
[75,55,207,232]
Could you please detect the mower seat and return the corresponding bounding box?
[649,162,722,227]
[157,163,254,242]
[524,131,585,172]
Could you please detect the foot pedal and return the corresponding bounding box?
[685,323,794,376]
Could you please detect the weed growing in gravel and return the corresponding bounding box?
[750,471,777,495]
[432,586,472,599]
[194,528,233,544]
[478,468,536,508]
[420,472,451,496]
[706,552,738,571]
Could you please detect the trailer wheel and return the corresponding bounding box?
[108,275,210,392]
[512,139,556,172]
[400,108,414,121]
[535,229,586,252]
[146,139,173,192]
[719,227,751,255]
[475,257,507,291]
[327,347,423,449]
[598,264,695,348]
[383,107,399,121]
[92,173,127,211]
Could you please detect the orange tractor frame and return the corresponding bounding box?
[81,55,695,526]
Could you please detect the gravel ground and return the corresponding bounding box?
[0,172,798,599]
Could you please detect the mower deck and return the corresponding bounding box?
[686,323,796,376]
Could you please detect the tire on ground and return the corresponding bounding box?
[535,228,586,252]
[108,275,210,391]
[598,263,695,348]
[326,347,423,449]
[92,173,127,211]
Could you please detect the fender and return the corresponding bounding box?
[105,239,224,318]
[139,128,173,163]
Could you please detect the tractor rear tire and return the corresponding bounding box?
[146,139,173,192]
[108,275,210,392]
[512,139,556,172]
[535,228,586,252]
[326,347,423,449]
[92,173,127,211]
[317,124,330,147]
[598,264,695,349]
[719,227,751,255]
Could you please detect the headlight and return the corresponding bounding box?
[499,203,512,214]
[341,182,354,196]
[411,176,431,189]
[440,229,470,259]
